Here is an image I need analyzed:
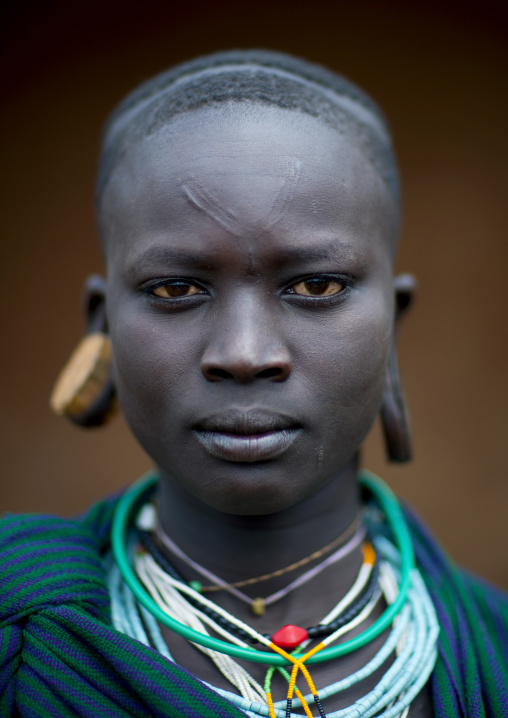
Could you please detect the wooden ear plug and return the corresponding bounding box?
[50,333,115,421]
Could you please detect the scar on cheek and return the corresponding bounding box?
[179,158,301,236]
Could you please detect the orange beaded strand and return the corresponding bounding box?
[267,641,326,717]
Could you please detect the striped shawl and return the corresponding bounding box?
[1,490,507,717]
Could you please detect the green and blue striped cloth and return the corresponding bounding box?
[1,489,507,717]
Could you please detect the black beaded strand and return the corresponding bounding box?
[139,529,378,648]
[306,554,380,639]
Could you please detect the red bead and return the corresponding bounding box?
[271,624,309,650]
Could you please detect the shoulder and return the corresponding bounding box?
[402,502,508,633]
[401,502,508,716]
[0,497,119,627]
[458,568,508,638]
[0,490,120,555]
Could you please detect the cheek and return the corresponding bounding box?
[297,306,391,422]
[109,309,196,422]
[334,326,390,407]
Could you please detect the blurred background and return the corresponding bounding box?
[1,0,507,588]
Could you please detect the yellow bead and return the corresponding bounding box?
[251,597,265,615]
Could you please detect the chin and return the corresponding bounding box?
[194,473,306,517]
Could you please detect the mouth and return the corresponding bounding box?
[193,409,302,463]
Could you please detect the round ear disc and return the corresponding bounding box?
[50,332,116,425]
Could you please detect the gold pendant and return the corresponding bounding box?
[251,597,265,616]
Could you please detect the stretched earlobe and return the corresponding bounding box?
[380,346,412,462]
[380,273,416,463]
[393,273,416,318]
[49,275,117,427]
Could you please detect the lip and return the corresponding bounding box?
[193,409,302,462]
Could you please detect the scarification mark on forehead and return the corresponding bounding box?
[179,158,302,236]
[98,55,400,259]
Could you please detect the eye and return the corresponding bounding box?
[152,281,204,298]
[288,277,345,297]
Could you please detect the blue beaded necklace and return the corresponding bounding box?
[109,470,439,717]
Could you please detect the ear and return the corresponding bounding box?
[49,274,117,427]
[379,273,416,463]
[394,273,416,321]
[83,274,108,334]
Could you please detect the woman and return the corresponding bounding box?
[2,50,507,718]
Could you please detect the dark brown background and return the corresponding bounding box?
[1,1,507,588]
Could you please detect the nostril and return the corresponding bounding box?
[201,356,292,383]
[256,367,284,379]
[207,368,234,380]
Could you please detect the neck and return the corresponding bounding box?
[156,456,361,586]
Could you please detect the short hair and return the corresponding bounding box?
[97,49,400,235]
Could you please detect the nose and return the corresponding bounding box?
[201,295,292,384]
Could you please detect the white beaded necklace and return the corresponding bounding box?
[106,513,438,718]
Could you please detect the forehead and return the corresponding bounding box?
[100,105,397,262]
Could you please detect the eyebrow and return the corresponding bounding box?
[264,240,363,273]
[125,239,360,278]
[125,246,218,276]
[270,243,357,264]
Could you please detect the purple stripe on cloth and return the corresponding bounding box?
[3,546,102,568]
[430,676,451,718]
[434,634,466,712]
[0,624,23,693]
[472,613,508,715]
[455,601,483,717]
[5,579,108,599]
[30,605,246,717]
[18,668,75,718]
[26,633,240,718]
[6,577,106,600]
[24,644,148,716]
[483,590,508,657]
[0,520,97,547]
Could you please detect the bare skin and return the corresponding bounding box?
[95,104,431,715]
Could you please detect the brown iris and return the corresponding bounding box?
[290,278,344,296]
[153,283,202,298]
